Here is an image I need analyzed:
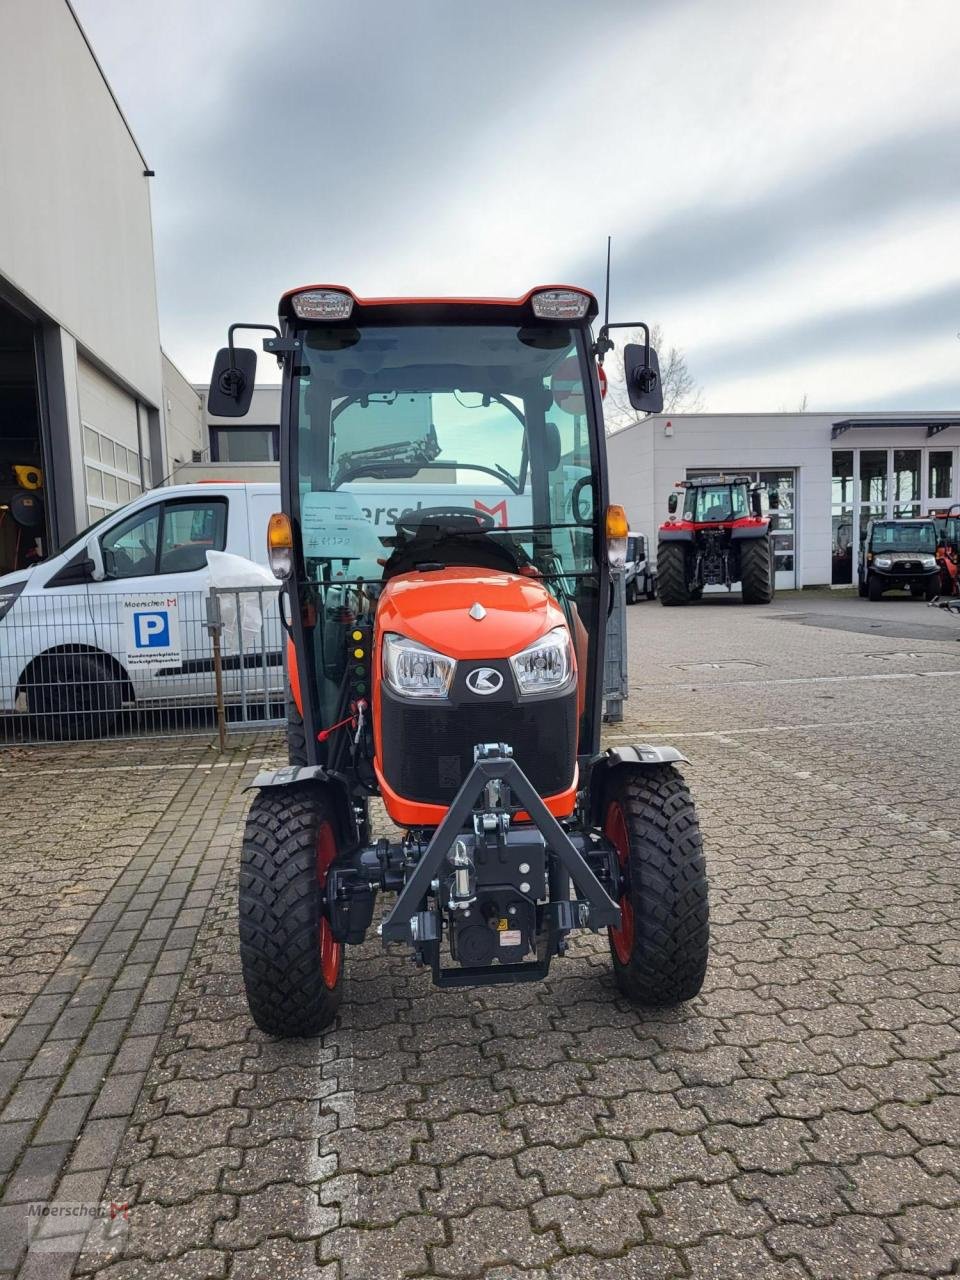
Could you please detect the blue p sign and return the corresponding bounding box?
[134,611,170,649]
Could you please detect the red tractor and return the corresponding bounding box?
[207,284,709,1037]
[657,475,777,606]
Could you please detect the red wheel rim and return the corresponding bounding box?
[316,821,343,990]
[604,801,635,965]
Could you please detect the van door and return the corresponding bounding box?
[92,495,229,705]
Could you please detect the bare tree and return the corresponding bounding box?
[604,324,704,431]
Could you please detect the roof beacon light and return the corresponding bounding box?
[290,289,354,321]
[531,289,590,321]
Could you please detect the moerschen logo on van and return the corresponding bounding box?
[122,596,182,668]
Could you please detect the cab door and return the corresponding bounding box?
[92,496,228,703]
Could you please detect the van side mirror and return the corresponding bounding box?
[623,343,663,414]
[769,490,780,510]
[208,346,257,417]
[667,493,678,515]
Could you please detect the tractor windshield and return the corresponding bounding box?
[292,324,599,585]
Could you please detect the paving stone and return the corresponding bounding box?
[430,1205,560,1276]
[766,1214,898,1280]
[321,1212,445,1279]
[530,1185,652,1254]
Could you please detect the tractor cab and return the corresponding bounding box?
[209,285,709,1037]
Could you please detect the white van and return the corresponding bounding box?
[0,483,284,736]
[0,479,532,736]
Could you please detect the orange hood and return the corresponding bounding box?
[375,567,566,659]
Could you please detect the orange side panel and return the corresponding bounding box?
[286,636,302,717]
[375,762,578,829]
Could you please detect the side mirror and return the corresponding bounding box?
[623,343,663,414]
[543,421,562,472]
[88,539,106,582]
[636,535,645,560]
[667,493,679,515]
[751,489,763,517]
[208,346,257,417]
[769,490,780,510]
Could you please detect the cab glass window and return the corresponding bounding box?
[101,507,160,579]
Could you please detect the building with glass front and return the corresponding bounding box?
[606,413,959,590]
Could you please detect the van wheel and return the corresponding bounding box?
[645,576,657,600]
[239,784,344,1037]
[604,765,709,1005]
[25,652,123,740]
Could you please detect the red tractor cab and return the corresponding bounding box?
[657,475,777,606]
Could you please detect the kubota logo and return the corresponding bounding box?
[466,668,503,695]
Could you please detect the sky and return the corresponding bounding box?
[73,0,960,413]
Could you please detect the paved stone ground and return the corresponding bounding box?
[1,590,959,1278]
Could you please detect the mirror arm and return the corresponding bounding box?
[224,324,282,389]
[594,320,650,366]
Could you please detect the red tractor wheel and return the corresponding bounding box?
[239,784,344,1036]
[604,766,709,1005]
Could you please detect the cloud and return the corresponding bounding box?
[72,0,960,410]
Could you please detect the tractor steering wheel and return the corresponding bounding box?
[571,476,594,526]
[395,506,496,536]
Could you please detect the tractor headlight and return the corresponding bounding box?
[510,626,574,694]
[382,633,456,699]
[874,556,892,568]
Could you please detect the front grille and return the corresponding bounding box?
[380,688,577,806]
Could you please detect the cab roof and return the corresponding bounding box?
[277,284,599,326]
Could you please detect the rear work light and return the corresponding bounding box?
[267,512,294,580]
[289,290,354,321]
[531,290,591,320]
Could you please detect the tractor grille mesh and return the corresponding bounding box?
[380,690,577,806]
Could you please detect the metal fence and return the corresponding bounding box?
[0,587,284,746]
[1,577,632,747]
[602,569,629,723]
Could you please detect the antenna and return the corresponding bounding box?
[594,236,615,363]
[603,235,612,331]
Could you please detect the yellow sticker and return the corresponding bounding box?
[352,630,363,641]
[354,648,364,659]
[496,918,509,931]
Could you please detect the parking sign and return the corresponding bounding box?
[123,595,182,669]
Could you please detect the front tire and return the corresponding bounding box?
[868,573,884,601]
[657,542,693,606]
[25,652,123,740]
[740,536,775,604]
[604,765,709,1005]
[239,784,344,1037]
[924,581,939,601]
[286,691,307,765]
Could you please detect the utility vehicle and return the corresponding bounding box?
[209,284,709,1036]
[858,517,940,601]
[657,475,777,606]
[625,531,656,602]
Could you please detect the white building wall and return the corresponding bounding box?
[0,0,163,408]
[161,353,203,479]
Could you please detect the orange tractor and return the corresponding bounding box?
[934,503,960,597]
[208,285,709,1035]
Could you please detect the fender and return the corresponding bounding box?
[587,744,690,825]
[730,520,770,541]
